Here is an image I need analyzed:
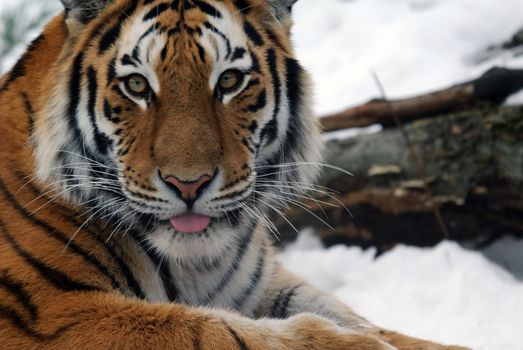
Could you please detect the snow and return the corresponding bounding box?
[280,231,523,350]
[506,89,523,105]
[0,1,60,72]
[1,1,522,349]
[292,0,523,115]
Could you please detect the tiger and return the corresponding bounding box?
[0,0,470,349]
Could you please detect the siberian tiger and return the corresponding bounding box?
[0,0,469,349]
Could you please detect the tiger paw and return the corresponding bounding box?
[277,314,397,350]
[370,329,472,350]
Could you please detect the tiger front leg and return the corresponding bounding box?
[2,291,395,350]
[257,266,471,350]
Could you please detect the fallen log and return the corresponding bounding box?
[274,105,523,251]
[320,67,523,133]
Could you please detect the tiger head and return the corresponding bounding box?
[34,0,322,259]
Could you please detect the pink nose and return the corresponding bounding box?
[163,174,213,202]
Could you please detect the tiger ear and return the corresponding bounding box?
[60,0,113,25]
[267,0,298,26]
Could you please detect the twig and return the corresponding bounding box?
[371,71,450,239]
[321,67,523,133]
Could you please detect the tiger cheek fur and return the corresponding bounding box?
[0,0,468,349]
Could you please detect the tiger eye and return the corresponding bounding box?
[125,74,149,95]
[218,70,243,90]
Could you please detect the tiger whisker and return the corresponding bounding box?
[62,196,123,254]
[254,161,353,177]
[256,197,299,234]
[254,190,335,231]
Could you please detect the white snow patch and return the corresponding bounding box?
[506,89,523,105]
[292,0,523,115]
[0,1,61,72]
[280,231,523,350]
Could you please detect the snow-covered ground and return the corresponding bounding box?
[1,1,522,349]
[281,231,523,350]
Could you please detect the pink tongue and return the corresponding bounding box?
[169,213,211,233]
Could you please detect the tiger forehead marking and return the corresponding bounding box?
[110,1,261,187]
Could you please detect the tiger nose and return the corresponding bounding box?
[162,173,213,206]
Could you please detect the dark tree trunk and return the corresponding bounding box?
[274,105,523,251]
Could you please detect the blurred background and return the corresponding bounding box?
[1,1,522,349]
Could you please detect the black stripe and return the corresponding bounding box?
[0,178,122,291]
[90,237,146,300]
[204,22,231,59]
[103,99,122,123]
[13,171,145,300]
[233,0,251,15]
[259,49,281,146]
[245,89,267,113]
[269,289,285,317]
[242,137,255,153]
[243,21,264,46]
[277,286,298,318]
[224,323,250,350]
[0,34,44,94]
[232,47,246,61]
[87,66,112,155]
[212,182,250,201]
[250,51,261,73]
[129,230,179,301]
[232,246,266,309]
[67,53,85,142]
[121,54,138,67]
[21,92,35,137]
[171,0,181,11]
[161,44,169,61]
[107,57,117,86]
[183,0,195,10]
[242,78,260,94]
[0,221,99,292]
[191,323,203,350]
[99,23,122,54]
[131,23,161,63]
[283,57,305,150]
[269,285,301,319]
[98,0,139,54]
[143,2,170,21]
[193,0,222,18]
[200,221,257,303]
[195,42,206,63]
[248,120,258,134]
[152,254,178,302]
[0,304,75,341]
[0,270,38,320]
[265,28,286,52]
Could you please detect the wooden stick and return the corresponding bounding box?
[321,67,523,133]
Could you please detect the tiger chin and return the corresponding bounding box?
[0,0,469,349]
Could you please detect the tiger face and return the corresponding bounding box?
[34,0,321,259]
